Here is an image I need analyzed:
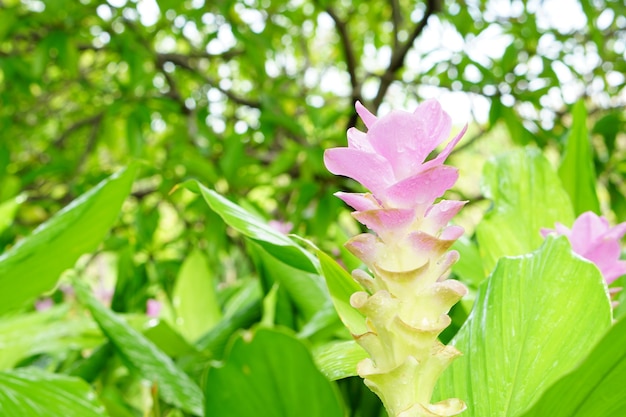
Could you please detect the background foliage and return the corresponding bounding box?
[0,0,624,415]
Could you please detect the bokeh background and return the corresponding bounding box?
[0,0,624,414]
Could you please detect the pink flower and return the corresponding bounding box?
[35,297,54,312]
[324,100,466,214]
[322,99,468,416]
[542,211,626,284]
[324,100,467,244]
[268,220,293,235]
[146,299,162,318]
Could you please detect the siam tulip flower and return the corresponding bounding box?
[542,212,626,303]
[324,100,468,417]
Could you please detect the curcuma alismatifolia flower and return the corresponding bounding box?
[542,211,626,303]
[324,100,468,417]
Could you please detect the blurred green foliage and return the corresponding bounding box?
[0,0,625,415]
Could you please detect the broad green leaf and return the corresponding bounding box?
[558,100,600,215]
[501,105,533,145]
[317,250,367,335]
[75,281,204,416]
[297,303,348,340]
[205,327,345,417]
[181,180,318,273]
[0,305,102,370]
[260,282,280,326]
[313,339,367,381]
[178,297,262,380]
[172,249,222,342]
[593,112,622,154]
[0,368,108,417]
[0,166,136,315]
[435,237,612,417]
[249,241,330,322]
[67,343,114,383]
[476,148,574,273]
[195,298,262,356]
[142,319,198,358]
[517,314,626,417]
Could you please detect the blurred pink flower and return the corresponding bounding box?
[542,211,626,284]
[268,220,293,235]
[146,299,162,318]
[35,297,53,312]
[324,100,466,213]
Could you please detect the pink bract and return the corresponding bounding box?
[542,211,626,284]
[324,100,466,211]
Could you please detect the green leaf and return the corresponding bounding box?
[451,236,485,287]
[435,236,612,417]
[0,193,24,235]
[517,314,626,417]
[558,100,601,215]
[317,250,366,335]
[593,112,622,154]
[182,180,318,273]
[489,97,502,127]
[156,0,181,12]
[142,319,197,358]
[75,281,204,416]
[250,242,330,322]
[0,368,108,417]
[195,298,262,357]
[172,249,222,342]
[205,327,345,417]
[67,343,114,383]
[0,305,102,370]
[0,166,136,315]
[501,106,533,145]
[126,111,144,158]
[0,8,17,42]
[476,148,574,274]
[313,340,367,381]
[297,303,347,340]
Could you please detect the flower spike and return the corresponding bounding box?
[324,100,467,417]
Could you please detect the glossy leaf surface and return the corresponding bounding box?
[205,327,345,417]
[435,237,612,417]
[558,100,601,216]
[172,249,222,342]
[0,368,107,417]
[476,148,574,273]
[317,250,366,335]
[313,339,367,381]
[518,314,626,417]
[0,166,136,314]
[183,180,318,273]
[75,281,204,416]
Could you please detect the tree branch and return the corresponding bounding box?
[325,7,360,101]
[372,0,440,111]
[53,113,104,149]
[324,6,363,127]
[390,0,402,50]
[75,114,103,174]
[157,53,261,108]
